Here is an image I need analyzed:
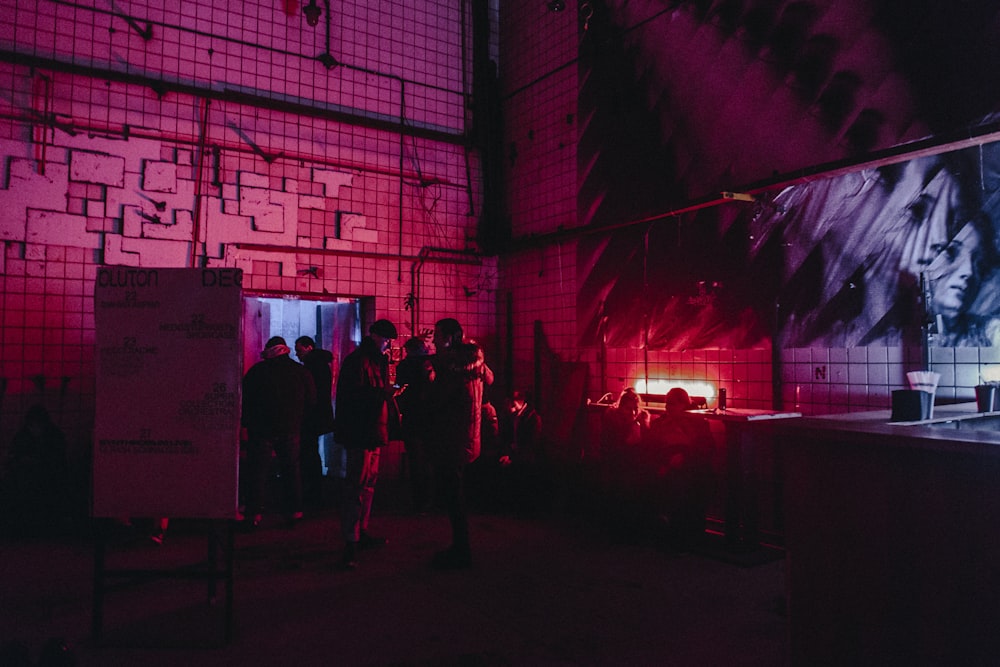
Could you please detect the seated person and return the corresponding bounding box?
[499,390,543,468]
[595,388,652,532]
[644,388,716,544]
[598,388,650,459]
[497,390,545,513]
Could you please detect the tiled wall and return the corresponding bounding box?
[498,2,580,395]
[780,346,1000,415]
[588,347,774,411]
[585,344,996,417]
[3,0,993,472]
[0,1,496,456]
[496,1,995,422]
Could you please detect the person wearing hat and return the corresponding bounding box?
[241,336,317,528]
[334,318,397,570]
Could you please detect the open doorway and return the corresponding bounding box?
[242,294,360,476]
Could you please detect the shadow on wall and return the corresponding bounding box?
[531,320,590,463]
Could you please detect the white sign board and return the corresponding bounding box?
[93,267,243,519]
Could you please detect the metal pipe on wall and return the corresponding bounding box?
[0,51,464,148]
[407,246,483,337]
[190,97,211,268]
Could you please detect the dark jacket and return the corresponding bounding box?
[395,353,434,440]
[301,348,336,436]
[429,342,492,465]
[501,405,543,465]
[335,336,390,449]
[242,354,316,438]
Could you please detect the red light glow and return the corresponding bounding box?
[634,379,716,400]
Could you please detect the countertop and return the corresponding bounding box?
[689,408,802,422]
[774,401,1000,455]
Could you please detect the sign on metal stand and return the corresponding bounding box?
[91,267,243,644]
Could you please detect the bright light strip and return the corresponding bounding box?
[982,366,1000,383]
[635,378,716,400]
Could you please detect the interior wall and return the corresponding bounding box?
[0,0,498,460]
[498,1,581,416]
[500,0,1000,423]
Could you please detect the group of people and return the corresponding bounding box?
[596,387,716,545]
[240,316,502,571]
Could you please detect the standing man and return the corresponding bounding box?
[334,318,397,570]
[241,336,316,528]
[395,336,435,514]
[428,318,493,569]
[295,335,336,511]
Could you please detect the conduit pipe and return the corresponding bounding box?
[509,121,1000,252]
[31,73,52,175]
[409,247,483,336]
[0,51,464,148]
[190,97,211,267]
[0,110,462,189]
[233,243,481,337]
[233,243,480,267]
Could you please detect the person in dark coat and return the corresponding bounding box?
[428,318,493,569]
[644,387,716,545]
[395,336,435,513]
[241,336,316,528]
[498,390,546,514]
[295,335,336,510]
[334,318,397,570]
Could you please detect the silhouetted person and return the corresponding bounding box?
[498,390,545,514]
[467,395,502,512]
[599,388,650,484]
[2,405,70,535]
[241,336,316,528]
[395,336,435,513]
[645,388,716,545]
[335,318,397,570]
[295,335,336,510]
[428,318,493,569]
[597,388,651,538]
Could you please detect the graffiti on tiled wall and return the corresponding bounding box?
[0,136,367,276]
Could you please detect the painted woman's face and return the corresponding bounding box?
[892,158,964,280]
[928,223,981,319]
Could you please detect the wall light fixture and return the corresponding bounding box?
[303,0,322,27]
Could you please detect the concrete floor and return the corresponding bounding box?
[1,485,788,667]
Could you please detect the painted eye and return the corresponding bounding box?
[906,195,931,223]
[944,241,965,263]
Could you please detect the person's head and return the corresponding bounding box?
[403,336,429,357]
[927,219,985,322]
[294,335,315,361]
[262,336,290,359]
[510,390,530,413]
[369,319,398,353]
[664,387,692,413]
[433,318,463,351]
[616,388,641,414]
[884,156,971,280]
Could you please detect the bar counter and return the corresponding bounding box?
[775,403,1000,666]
